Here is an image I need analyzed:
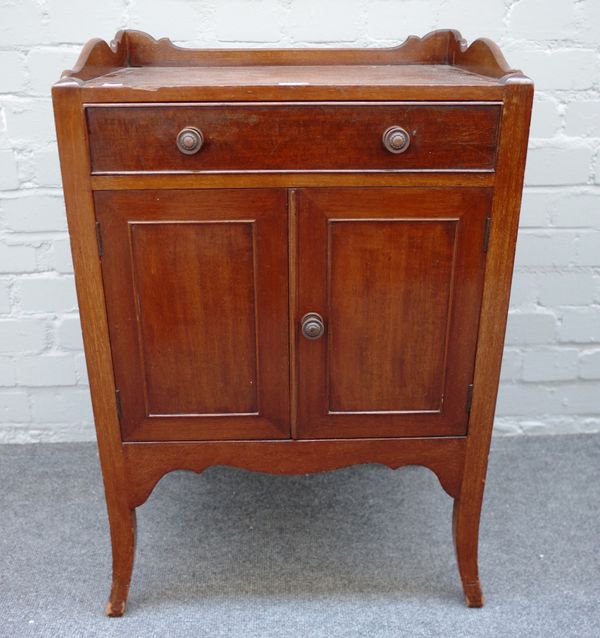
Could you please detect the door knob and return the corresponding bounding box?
[301,313,325,340]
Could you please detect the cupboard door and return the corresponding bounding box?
[296,188,490,439]
[94,189,289,441]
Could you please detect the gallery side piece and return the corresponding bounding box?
[52,29,533,615]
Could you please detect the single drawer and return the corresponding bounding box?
[86,102,501,174]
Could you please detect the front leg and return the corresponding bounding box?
[452,496,484,607]
[105,505,137,617]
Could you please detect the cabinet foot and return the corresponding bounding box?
[452,497,485,608]
[105,507,137,617]
[105,598,126,617]
[463,579,484,607]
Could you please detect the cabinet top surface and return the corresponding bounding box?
[83,63,500,90]
[53,29,531,102]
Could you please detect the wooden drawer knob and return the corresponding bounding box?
[176,127,204,155]
[382,126,410,154]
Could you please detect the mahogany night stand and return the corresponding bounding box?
[52,29,533,615]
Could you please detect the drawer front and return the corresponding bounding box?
[86,103,500,174]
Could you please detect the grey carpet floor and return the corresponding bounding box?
[0,435,599,638]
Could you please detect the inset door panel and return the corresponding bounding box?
[328,219,455,413]
[296,187,490,439]
[130,221,258,416]
[95,189,289,441]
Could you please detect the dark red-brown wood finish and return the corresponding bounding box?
[86,103,501,173]
[95,188,289,442]
[296,187,490,439]
[52,29,533,615]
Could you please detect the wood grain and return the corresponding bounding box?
[288,190,299,439]
[59,29,524,102]
[130,221,259,415]
[83,64,501,90]
[56,31,127,83]
[122,437,467,508]
[53,31,533,614]
[62,28,520,81]
[86,103,500,174]
[296,187,490,439]
[452,78,533,608]
[78,63,508,102]
[52,83,136,617]
[90,172,496,190]
[95,189,290,441]
[123,29,460,68]
[328,219,455,412]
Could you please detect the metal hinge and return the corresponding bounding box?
[483,217,491,253]
[466,384,474,413]
[115,388,122,420]
[95,220,103,257]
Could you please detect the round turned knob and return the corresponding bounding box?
[176,127,204,155]
[382,126,410,154]
[301,312,325,340]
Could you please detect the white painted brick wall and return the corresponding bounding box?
[580,350,600,379]
[0,0,599,442]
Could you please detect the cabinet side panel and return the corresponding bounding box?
[52,86,125,470]
[453,80,534,596]
[52,83,133,583]
[467,82,533,453]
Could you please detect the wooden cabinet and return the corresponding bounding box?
[52,30,533,615]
